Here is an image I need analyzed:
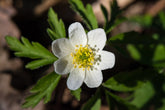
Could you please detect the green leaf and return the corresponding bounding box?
[127,44,141,60]
[127,43,165,68]
[48,8,66,40]
[105,90,137,110]
[22,72,61,108]
[109,17,127,33]
[101,5,108,24]
[71,88,81,101]
[81,88,101,110]
[108,31,137,42]
[150,44,165,67]
[47,28,58,41]
[159,11,165,30]
[102,0,123,34]
[25,59,53,70]
[108,32,137,56]
[103,69,156,92]
[130,81,155,108]
[104,68,165,109]
[110,0,121,24]
[91,99,101,110]
[5,36,57,70]
[69,0,98,30]
[130,72,165,109]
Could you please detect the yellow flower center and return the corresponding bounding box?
[71,44,95,70]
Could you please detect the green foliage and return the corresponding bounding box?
[103,69,150,92]
[69,0,98,30]
[110,0,121,23]
[127,44,141,60]
[130,81,155,108]
[5,36,57,70]
[104,68,165,109]
[81,89,101,110]
[22,72,61,108]
[106,12,165,109]
[105,90,137,110]
[71,88,81,101]
[159,11,165,30]
[100,4,108,25]
[47,8,66,40]
[108,30,165,68]
[130,71,165,109]
[101,0,125,34]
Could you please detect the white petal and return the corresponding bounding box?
[99,50,115,70]
[87,29,106,50]
[67,68,85,90]
[68,22,87,46]
[84,69,103,88]
[52,38,74,58]
[54,55,73,75]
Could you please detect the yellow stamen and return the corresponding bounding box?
[74,65,77,68]
[71,44,95,70]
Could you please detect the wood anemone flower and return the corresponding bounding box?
[52,22,115,90]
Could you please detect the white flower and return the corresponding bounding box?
[52,22,115,90]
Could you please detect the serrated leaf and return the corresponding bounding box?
[5,36,57,70]
[47,28,58,40]
[48,8,66,40]
[71,88,81,101]
[86,4,98,29]
[110,0,121,23]
[22,93,43,108]
[101,5,108,24]
[69,0,98,30]
[22,72,61,108]
[25,59,53,70]
[81,88,101,110]
[108,17,127,33]
[102,0,123,34]
[105,90,138,110]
